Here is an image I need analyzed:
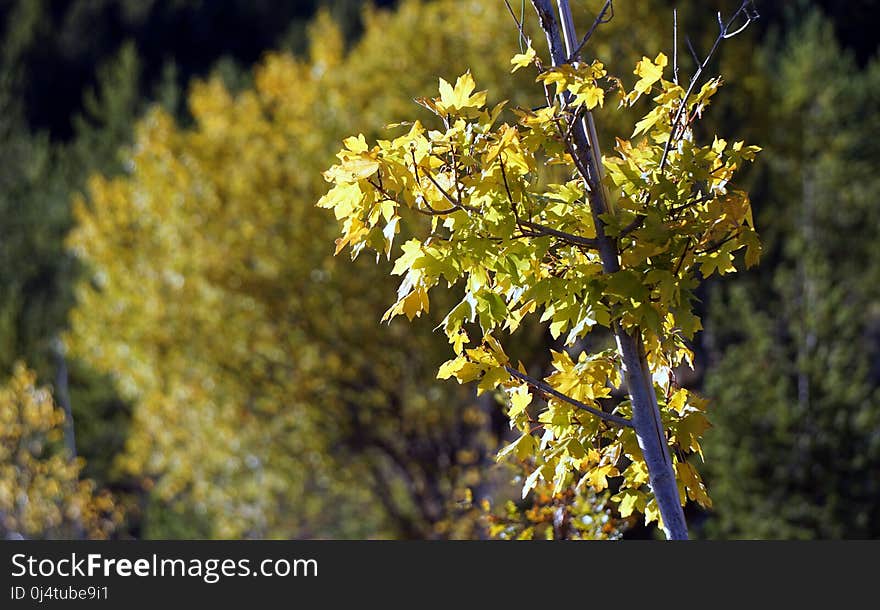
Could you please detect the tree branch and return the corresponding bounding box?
[566,0,613,63]
[505,366,633,428]
[673,8,679,85]
[504,0,530,52]
[658,1,758,174]
[518,220,599,249]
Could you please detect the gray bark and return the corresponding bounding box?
[51,336,77,458]
[52,336,86,539]
[531,0,689,540]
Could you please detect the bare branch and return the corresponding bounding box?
[673,8,679,85]
[504,0,530,52]
[505,366,633,428]
[566,0,614,62]
[685,35,701,66]
[658,1,759,174]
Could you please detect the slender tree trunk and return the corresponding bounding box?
[52,336,86,539]
[532,0,688,540]
[51,337,77,458]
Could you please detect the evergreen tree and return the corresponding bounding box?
[702,12,880,538]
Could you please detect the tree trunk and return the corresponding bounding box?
[52,336,77,458]
[531,0,688,540]
[52,336,86,539]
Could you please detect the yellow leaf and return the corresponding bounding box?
[401,287,429,320]
[437,72,487,114]
[483,334,509,365]
[633,53,667,95]
[507,384,532,419]
[450,330,469,355]
[437,356,484,384]
[342,134,369,153]
[571,82,605,110]
[477,366,508,395]
[668,388,688,415]
[329,156,379,182]
[438,356,467,380]
[510,44,537,73]
[676,461,713,508]
[391,239,423,276]
[496,432,535,462]
[580,464,619,492]
[614,489,642,518]
[644,498,663,527]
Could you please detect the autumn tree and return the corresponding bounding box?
[320,0,760,539]
[0,363,121,539]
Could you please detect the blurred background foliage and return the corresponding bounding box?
[1,0,878,539]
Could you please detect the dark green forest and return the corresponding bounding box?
[2,0,879,540]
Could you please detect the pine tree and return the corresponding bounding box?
[702,12,880,539]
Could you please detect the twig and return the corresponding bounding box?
[566,0,614,62]
[424,170,473,210]
[672,236,692,276]
[505,366,633,428]
[686,36,700,67]
[366,178,400,206]
[658,1,758,174]
[611,184,716,241]
[618,214,645,239]
[411,148,479,213]
[694,230,739,255]
[519,220,599,249]
[673,8,679,85]
[498,155,525,229]
[504,0,529,52]
[450,143,466,207]
[668,192,712,217]
[563,104,585,142]
[499,156,598,249]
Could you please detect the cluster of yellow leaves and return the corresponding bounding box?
[538,60,608,110]
[320,38,759,527]
[0,364,121,539]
